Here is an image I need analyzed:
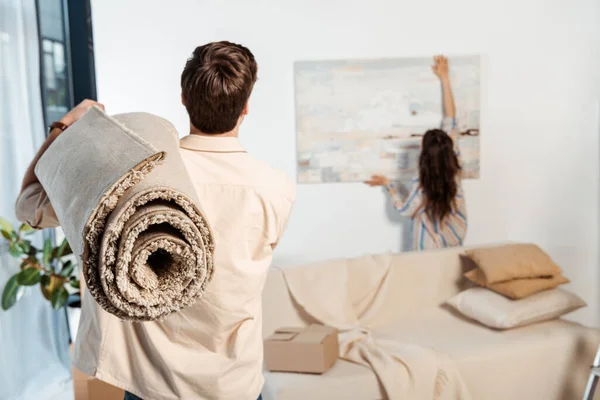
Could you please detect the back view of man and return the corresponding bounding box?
[16,41,295,400]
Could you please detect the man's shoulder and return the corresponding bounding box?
[180,147,295,203]
[244,156,296,202]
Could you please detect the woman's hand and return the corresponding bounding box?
[364,175,390,187]
[432,55,449,81]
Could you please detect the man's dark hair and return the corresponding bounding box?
[181,41,257,134]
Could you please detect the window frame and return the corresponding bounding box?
[35,0,97,134]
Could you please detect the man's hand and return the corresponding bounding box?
[432,55,449,81]
[60,99,105,127]
[364,175,390,187]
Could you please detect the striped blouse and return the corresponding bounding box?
[386,117,467,250]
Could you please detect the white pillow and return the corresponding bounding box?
[445,287,586,330]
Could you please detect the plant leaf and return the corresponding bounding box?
[54,238,72,259]
[42,238,53,266]
[1,229,11,241]
[2,274,20,310]
[20,256,39,270]
[40,284,50,300]
[40,275,61,301]
[8,243,23,257]
[69,279,80,290]
[27,245,37,256]
[63,242,72,256]
[50,286,69,309]
[60,260,75,277]
[0,217,14,236]
[18,240,31,255]
[16,267,41,286]
[19,223,35,234]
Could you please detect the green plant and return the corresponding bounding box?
[0,217,79,310]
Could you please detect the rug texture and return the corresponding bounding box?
[35,106,214,321]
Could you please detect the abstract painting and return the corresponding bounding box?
[295,55,481,183]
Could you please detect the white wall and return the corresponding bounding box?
[90,0,600,325]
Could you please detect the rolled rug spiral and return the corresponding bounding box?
[34,106,214,321]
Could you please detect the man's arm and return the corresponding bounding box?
[270,178,296,251]
[16,100,104,228]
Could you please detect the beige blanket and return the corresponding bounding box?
[279,257,471,400]
[35,107,214,321]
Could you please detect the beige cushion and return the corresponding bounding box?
[464,243,562,284]
[445,287,586,330]
[464,268,569,299]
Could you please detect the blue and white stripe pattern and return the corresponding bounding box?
[385,117,467,250]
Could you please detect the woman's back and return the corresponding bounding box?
[364,55,468,251]
[400,178,467,250]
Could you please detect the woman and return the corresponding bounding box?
[365,55,467,250]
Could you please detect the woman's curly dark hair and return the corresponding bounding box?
[418,129,461,223]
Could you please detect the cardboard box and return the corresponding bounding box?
[264,324,339,374]
[72,366,124,400]
[71,282,124,400]
[71,343,124,400]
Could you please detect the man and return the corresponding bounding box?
[16,41,295,400]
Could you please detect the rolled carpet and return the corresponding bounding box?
[34,106,214,321]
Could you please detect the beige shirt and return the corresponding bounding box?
[15,135,295,400]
